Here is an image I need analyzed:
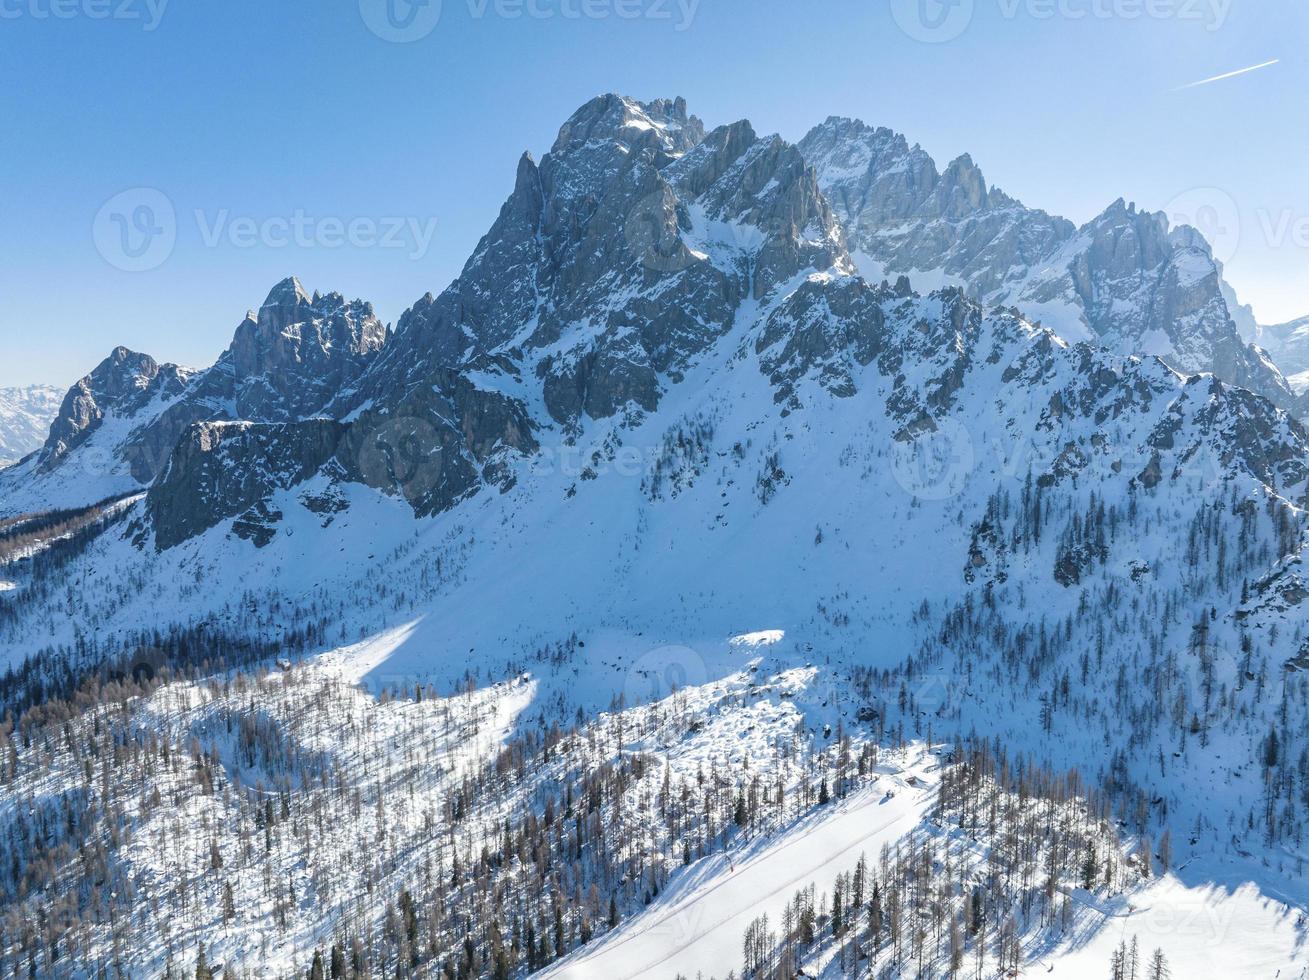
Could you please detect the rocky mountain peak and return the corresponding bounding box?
[798,119,939,231]
[798,117,1298,416]
[933,153,988,219]
[231,280,383,373]
[1,278,392,497]
[357,96,855,427]
[36,347,187,474]
[1078,198,1172,277]
[260,275,311,313]
[550,94,704,163]
[801,116,916,171]
[12,95,1308,553]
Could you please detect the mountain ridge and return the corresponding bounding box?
[0,383,63,469]
[2,93,1309,977]
[798,116,1299,417]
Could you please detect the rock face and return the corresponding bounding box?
[0,385,63,468]
[125,278,386,484]
[0,278,388,519]
[798,118,1297,415]
[312,94,851,524]
[36,347,193,474]
[141,95,858,543]
[1252,315,1309,391]
[798,118,1074,300]
[354,96,847,426]
[148,419,347,549]
[17,95,1309,553]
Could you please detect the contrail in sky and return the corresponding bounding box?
[1176,59,1280,91]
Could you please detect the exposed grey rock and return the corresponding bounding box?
[296,93,853,540]
[799,118,1298,416]
[337,361,537,518]
[1253,315,1309,391]
[756,276,891,405]
[148,419,347,549]
[127,277,386,483]
[799,118,1073,299]
[21,94,1309,561]
[37,347,192,475]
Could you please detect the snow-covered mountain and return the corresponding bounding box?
[1,95,1308,978]
[1254,314,1309,391]
[799,116,1299,416]
[0,280,385,515]
[0,383,62,468]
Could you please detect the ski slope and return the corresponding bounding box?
[545,752,937,979]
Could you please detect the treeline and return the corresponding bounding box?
[0,648,904,978]
[0,636,1152,980]
[0,491,140,563]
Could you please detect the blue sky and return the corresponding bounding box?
[0,0,1303,387]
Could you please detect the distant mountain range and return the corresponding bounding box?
[0,384,62,469]
[1252,314,1309,392]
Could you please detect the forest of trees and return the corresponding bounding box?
[0,624,1159,980]
[0,367,1305,977]
[713,741,1159,979]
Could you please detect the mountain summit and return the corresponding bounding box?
[799,116,1298,414]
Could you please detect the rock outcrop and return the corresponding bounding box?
[37,347,193,474]
[799,118,1298,416]
[148,419,347,549]
[126,278,386,484]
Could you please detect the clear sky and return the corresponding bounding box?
[1,0,1304,388]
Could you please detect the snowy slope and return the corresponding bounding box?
[1256,314,1309,391]
[0,384,61,468]
[545,754,937,979]
[2,94,1309,978]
